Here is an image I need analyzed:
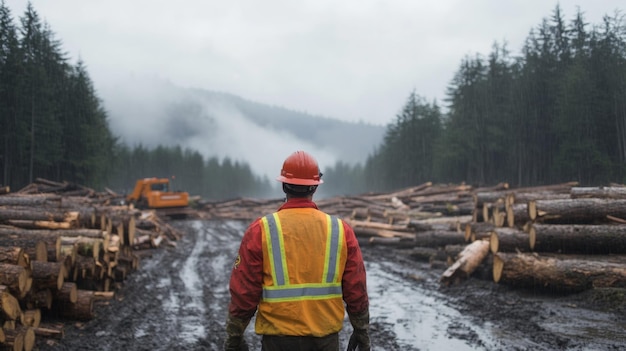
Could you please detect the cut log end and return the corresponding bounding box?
[493,254,504,283]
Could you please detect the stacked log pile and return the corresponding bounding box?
[0,179,182,350]
[202,181,626,294]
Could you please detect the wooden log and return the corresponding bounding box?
[0,208,76,223]
[0,263,29,297]
[3,326,25,351]
[440,239,490,285]
[528,198,626,224]
[489,228,530,253]
[54,282,77,304]
[22,289,52,310]
[505,203,532,228]
[58,289,95,320]
[464,222,495,242]
[0,237,47,262]
[21,309,41,328]
[493,252,626,292]
[33,324,64,340]
[30,261,65,291]
[570,186,626,199]
[0,247,28,267]
[0,285,21,320]
[529,223,626,254]
[4,220,74,230]
[0,195,62,207]
[353,227,415,239]
[414,230,467,248]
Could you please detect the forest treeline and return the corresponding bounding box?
[1,2,626,199]
[362,5,626,192]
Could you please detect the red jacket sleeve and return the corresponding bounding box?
[228,219,264,320]
[341,222,369,314]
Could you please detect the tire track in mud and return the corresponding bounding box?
[40,219,626,351]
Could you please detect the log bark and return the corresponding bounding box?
[21,309,41,328]
[4,325,35,351]
[33,324,64,339]
[57,289,95,320]
[30,261,65,291]
[54,282,78,304]
[0,285,21,320]
[414,230,467,248]
[528,198,626,224]
[0,246,28,267]
[0,207,76,223]
[22,288,52,310]
[0,263,29,297]
[570,186,626,199]
[529,223,626,254]
[493,252,626,292]
[0,237,47,262]
[488,228,530,253]
[440,239,490,285]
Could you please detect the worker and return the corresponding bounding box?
[224,150,371,351]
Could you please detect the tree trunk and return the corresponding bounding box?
[528,198,626,224]
[58,289,95,320]
[30,261,65,291]
[4,325,35,351]
[441,239,490,285]
[489,228,530,253]
[570,186,626,199]
[55,282,78,304]
[0,237,47,262]
[0,246,28,267]
[493,252,626,292]
[0,285,21,320]
[21,309,41,328]
[529,223,626,254]
[0,263,29,297]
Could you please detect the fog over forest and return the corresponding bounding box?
[100,73,386,180]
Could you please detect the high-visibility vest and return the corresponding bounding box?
[255,207,348,336]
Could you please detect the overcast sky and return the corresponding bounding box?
[4,0,625,126]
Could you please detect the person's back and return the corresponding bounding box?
[224,151,371,351]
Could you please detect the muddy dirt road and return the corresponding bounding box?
[38,220,626,350]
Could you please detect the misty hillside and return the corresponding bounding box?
[100,75,385,178]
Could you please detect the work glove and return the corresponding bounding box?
[347,310,371,351]
[224,313,250,351]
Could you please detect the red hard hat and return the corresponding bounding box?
[276,151,323,186]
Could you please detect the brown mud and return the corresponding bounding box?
[36,219,626,351]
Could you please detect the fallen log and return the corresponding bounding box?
[440,239,490,285]
[0,285,21,320]
[414,230,467,248]
[30,261,65,291]
[528,198,626,224]
[488,228,530,253]
[529,223,626,254]
[0,263,29,297]
[493,252,626,292]
[57,289,95,320]
[33,324,65,340]
[55,282,78,304]
[21,309,41,328]
[570,186,626,199]
[22,288,53,310]
[0,246,28,267]
[0,237,48,262]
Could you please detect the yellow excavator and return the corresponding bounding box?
[126,178,191,219]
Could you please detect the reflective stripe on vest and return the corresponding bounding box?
[261,213,344,302]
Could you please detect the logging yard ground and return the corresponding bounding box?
[37,219,626,351]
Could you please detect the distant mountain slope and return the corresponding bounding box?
[100,75,386,178]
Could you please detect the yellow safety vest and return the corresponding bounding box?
[255,207,348,336]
